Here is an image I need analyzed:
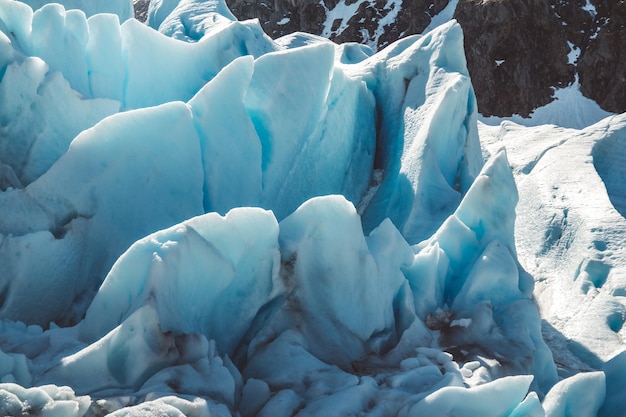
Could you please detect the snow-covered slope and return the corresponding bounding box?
[0,1,625,416]
[481,114,626,372]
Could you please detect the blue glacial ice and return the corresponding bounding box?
[17,0,133,21]
[0,0,623,415]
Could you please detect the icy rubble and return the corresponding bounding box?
[0,0,624,415]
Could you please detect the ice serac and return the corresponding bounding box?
[156,0,237,40]
[17,0,133,21]
[0,103,205,325]
[120,17,276,110]
[353,20,483,244]
[275,195,414,364]
[1,0,277,108]
[0,56,119,185]
[0,2,121,185]
[0,0,609,414]
[1,2,123,99]
[188,56,262,214]
[42,305,210,394]
[600,351,626,417]
[80,207,282,358]
[245,43,376,220]
[408,150,557,394]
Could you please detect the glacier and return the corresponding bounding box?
[0,0,624,416]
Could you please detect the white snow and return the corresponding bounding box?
[582,0,597,17]
[0,0,625,416]
[321,0,368,39]
[567,40,580,65]
[450,318,472,328]
[368,0,402,49]
[480,113,626,369]
[480,76,614,130]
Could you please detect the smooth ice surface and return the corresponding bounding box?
[0,1,625,416]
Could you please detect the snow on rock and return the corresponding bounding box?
[479,80,614,130]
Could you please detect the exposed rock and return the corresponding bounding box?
[578,0,626,113]
[376,0,450,47]
[133,0,150,22]
[226,0,326,38]
[454,0,575,117]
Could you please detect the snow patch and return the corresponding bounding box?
[321,0,368,39]
[582,0,597,17]
[567,41,580,65]
[480,76,614,129]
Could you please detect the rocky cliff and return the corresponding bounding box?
[454,0,624,117]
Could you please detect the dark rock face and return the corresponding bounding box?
[376,0,450,46]
[135,0,626,117]
[578,0,626,113]
[454,0,575,117]
[226,0,327,38]
[455,0,626,117]
[133,0,150,22]
[226,0,451,47]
